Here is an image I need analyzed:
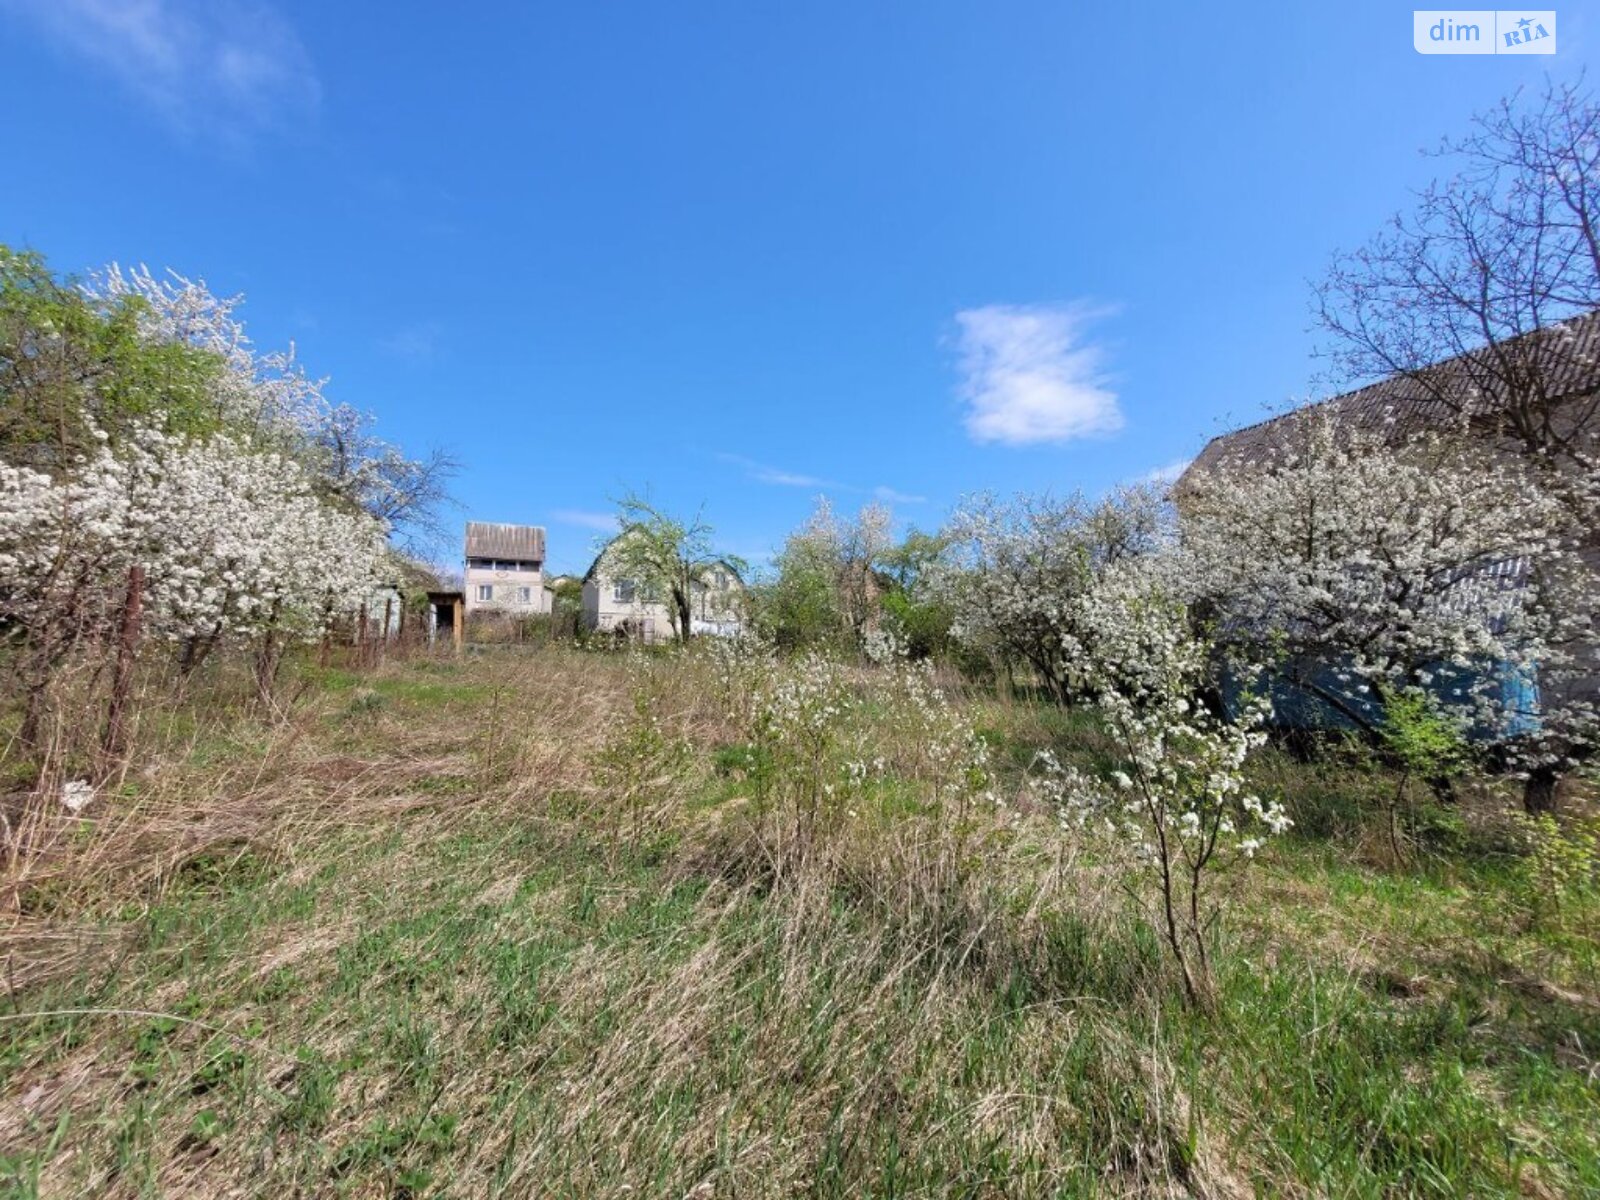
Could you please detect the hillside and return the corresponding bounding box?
[2,646,1595,1198]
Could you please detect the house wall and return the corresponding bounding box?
[581,562,744,642]
[581,576,674,642]
[357,586,404,638]
[464,562,550,616]
[1182,405,1600,736]
[688,566,744,632]
[1571,541,1600,703]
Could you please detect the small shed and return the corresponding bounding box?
[358,583,405,641]
[426,590,466,652]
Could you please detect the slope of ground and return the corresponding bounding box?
[1,649,1596,1197]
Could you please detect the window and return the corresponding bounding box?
[613,579,636,603]
[476,584,493,602]
[515,586,532,603]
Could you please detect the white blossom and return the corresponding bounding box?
[1178,409,1597,770]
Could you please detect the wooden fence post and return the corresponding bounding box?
[453,597,464,656]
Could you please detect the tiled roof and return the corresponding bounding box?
[1181,310,1600,483]
[464,522,546,562]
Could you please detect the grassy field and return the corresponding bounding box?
[1,647,1597,1198]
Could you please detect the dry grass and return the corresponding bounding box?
[0,644,1596,1197]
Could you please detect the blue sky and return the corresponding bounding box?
[1,2,1591,573]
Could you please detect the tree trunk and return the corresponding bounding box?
[673,586,691,644]
[1523,764,1560,815]
[178,625,223,679]
[19,679,48,750]
[100,564,144,772]
[254,600,286,707]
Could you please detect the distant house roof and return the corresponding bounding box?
[465,522,546,562]
[1181,309,1600,485]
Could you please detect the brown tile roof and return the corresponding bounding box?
[1181,309,1600,483]
[465,522,546,562]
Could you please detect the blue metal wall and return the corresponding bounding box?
[1221,656,1541,741]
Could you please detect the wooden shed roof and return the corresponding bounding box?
[465,522,546,562]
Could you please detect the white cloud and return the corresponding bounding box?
[717,453,925,505]
[377,322,442,360]
[551,509,618,532]
[716,453,839,490]
[954,303,1123,446]
[4,0,320,142]
[754,465,832,487]
[873,485,927,505]
[1133,458,1192,488]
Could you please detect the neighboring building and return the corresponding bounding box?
[581,534,744,642]
[1176,312,1600,739]
[1178,313,1600,586]
[1179,310,1600,487]
[463,522,551,616]
[688,564,745,637]
[354,554,446,642]
[357,583,405,639]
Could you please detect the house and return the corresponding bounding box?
[1177,312,1600,738]
[581,534,744,642]
[1177,312,1600,582]
[1180,310,1600,485]
[463,522,551,616]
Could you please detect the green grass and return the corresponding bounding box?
[1,650,1596,1197]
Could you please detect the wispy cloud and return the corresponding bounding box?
[1132,458,1192,488]
[754,466,833,487]
[3,0,320,143]
[873,485,927,505]
[551,509,618,532]
[954,303,1123,446]
[717,453,925,505]
[716,453,839,490]
[377,322,443,360]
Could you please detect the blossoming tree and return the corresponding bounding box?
[1044,561,1289,1007]
[0,250,404,770]
[935,485,1170,703]
[1178,410,1596,811]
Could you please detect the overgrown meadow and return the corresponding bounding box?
[6,78,1600,1199]
[1,641,1595,1198]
